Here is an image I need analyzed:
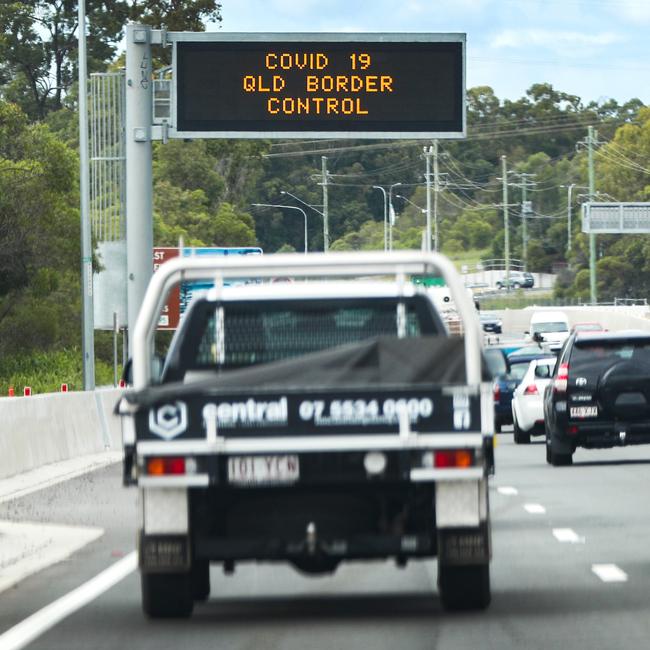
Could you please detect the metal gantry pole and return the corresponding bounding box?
[125,23,154,353]
[78,0,95,390]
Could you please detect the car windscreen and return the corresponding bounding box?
[570,339,650,374]
[532,322,568,333]
[169,296,442,374]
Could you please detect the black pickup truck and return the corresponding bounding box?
[117,252,493,618]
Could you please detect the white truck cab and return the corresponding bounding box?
[526,310,570,352]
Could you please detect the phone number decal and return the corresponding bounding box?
[298,397,434,426]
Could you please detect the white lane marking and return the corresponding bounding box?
[0,521,104,595]
[553,528,584,544]
[592,564,628,583]
[0,452,122,504]
[497,486,518,496]
[524,503,546,514]
[0,551,137,650]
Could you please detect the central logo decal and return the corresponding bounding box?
[149,402,188,440]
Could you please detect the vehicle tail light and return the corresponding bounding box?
[434,450,474,468]
[493,384,501,401]
[146,456,186,475]
[567,425,579,435]
[524,384,538,395]
[554,363,569,394]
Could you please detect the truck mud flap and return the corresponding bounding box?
[438,523,491,566]
[139,532,191,573]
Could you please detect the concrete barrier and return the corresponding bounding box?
[496,305,650,336]
[0,388,123,480]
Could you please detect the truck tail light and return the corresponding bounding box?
[523,384,538,395]
[554,363,569,394]
[493,384,501,401]
[146,457,188,476]
[433,450,474,468]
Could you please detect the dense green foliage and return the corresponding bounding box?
[1,3,649,391]
[0,347,118,394]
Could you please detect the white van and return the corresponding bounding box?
[527,311,570,352]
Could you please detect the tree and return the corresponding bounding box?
[0,1,222,119]
[0,100,80,354]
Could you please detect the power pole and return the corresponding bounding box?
[510,172,536,270]
[78,0,95,389]
[501,155,510,293]
[577,127,599,303]
[587,126,597,304]
[321,156,329,252]
[424,145,432,253]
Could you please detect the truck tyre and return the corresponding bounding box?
[494,419,502,433]
[141,571,194,618]
[438,562,491,611]
[192,559,211,601]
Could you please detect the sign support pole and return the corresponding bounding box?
[125,23,154,352]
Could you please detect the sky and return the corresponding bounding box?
[213,0,650,105]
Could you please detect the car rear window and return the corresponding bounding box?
[509,362,530,380]
[532,322,568,333]
[172,296,441,373]
[570,339,650,374]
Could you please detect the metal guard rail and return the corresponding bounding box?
[132,251,483,390]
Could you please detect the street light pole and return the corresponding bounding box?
[566,183,575,254]
[396,194,427,250]
[78,0,95,390]
[280,190,325,251]
[388,182,402,251]
[372,185,388,251]
[252,203,308,253]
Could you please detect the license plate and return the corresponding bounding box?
[570,405,598,418]
[228,455,299,485]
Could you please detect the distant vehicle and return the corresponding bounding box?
[494,357,537,432]
[511,357,556,444]
[526,311,570,352]
[571,322,606,333]
[543,330,650,466]
[484,347,509,379]
[495,271,534,290]
[507,344,555,363]
[480,312,503,334]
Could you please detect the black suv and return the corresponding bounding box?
[543,331,650,466]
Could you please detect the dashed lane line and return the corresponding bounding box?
[523,503,546,514]
[552,528,585,544]
[592,564,628,583]
[0,551,137,650]
[497,486,518,496]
